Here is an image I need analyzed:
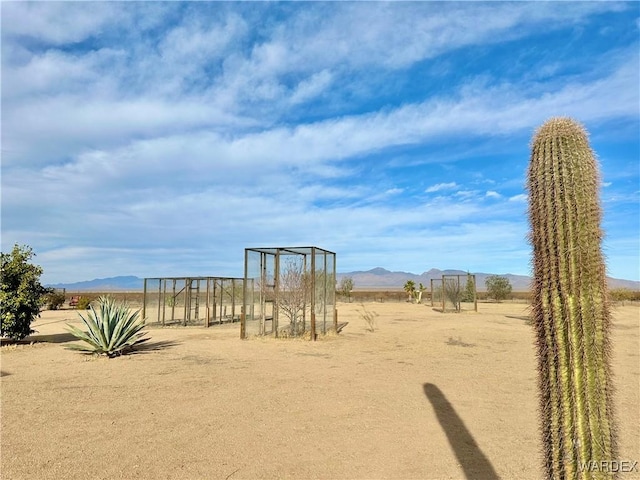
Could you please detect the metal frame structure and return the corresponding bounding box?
[431,274,478,312]
[142,276,243,327]
[241,247,337,340]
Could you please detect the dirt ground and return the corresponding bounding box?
[1,301,638,480]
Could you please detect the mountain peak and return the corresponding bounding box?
[423,268,442,275]
[368,267,391,275]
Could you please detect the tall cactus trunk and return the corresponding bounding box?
[527,117,616,479]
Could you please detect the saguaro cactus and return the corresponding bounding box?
[527,117,616,479]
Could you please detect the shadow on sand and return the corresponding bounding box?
[1,334,180,356]
[1,332,78,346]
[65,339,181,356]
[423,383,500,480]
[129,340,181,355]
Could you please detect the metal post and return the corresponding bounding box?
[333,253,337,331]
[142,278,147,323]
[231,278,236,323]
[242,249,248,339]
[157,279,162,324]
[205,278,210,328]
[219,279,223,323]
[302,254,307,332]
[430,279,434,308]
[162,279,167,325]
[171,279,176,324]
[310,248,316,340]
[259,252,265,335]
[323,251,328,334]
[473,274,478,312]
[274,250,280,337]
[183,278,189,326]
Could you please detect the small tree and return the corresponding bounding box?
[339,277,354,303]
[278,258,310,335]
[461,274,476,303]
[42,290,66,310]
[414,283,426,303]
[404,280,416,302]
[443,277,462,312]
[485,275,512,302]
[1,244,48,339]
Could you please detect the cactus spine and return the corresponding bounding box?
[527,117,616,479]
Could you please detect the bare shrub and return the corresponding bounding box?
[278,258,310,335]
[443,278,462,312]
[356,303,379,332]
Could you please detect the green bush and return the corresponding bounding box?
[42,291,66,310]
[609,288,640,303]
[66,296,149,357]
[485,275,512,302]
[339,277,354,302]
[75,296,94,310]
[1,244,48,340]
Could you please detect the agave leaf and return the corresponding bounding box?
[114,325,147,352]
[109,335,150,356]
[108,305,141,350]
[99,297,114,345]
[110,337,150,356]
[78,305,108,349]
[65,343,104,353]
[107,311,127,350]
[66,324,102,350]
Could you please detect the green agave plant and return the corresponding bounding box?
[66,296,149,357]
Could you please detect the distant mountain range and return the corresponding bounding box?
[47,269,640,292]
[337,268,640,291]
[47,275,144,291]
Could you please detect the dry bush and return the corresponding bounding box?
[356,303,379,332]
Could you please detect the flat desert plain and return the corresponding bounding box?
[1,301,638,480]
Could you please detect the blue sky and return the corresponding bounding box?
[2,1,639,284]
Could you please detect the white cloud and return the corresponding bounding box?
[1,2,125,45]
[5,50,636,172]
[3,0,638,176]
[426,182,458,193]
[485,191,502,199]
[454,190,479,199]
[274,2,628,71]
[289,70,333,105]
[508,194,528,203]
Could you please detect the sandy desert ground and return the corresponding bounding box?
[1,301,638,480]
